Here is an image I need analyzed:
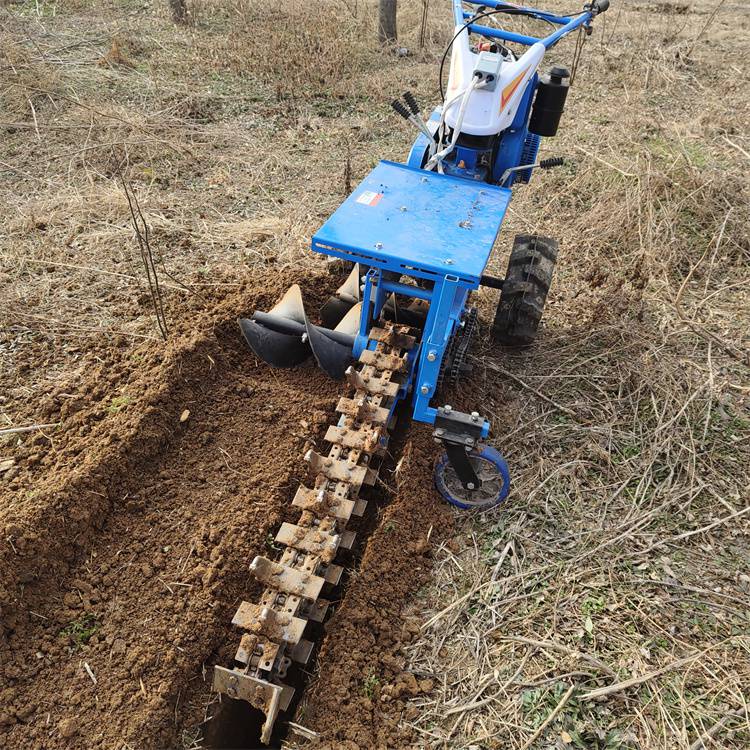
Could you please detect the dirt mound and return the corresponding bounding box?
[0,270,344,748]
[297,429,453,749]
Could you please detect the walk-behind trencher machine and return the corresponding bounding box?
[215,1,609,742]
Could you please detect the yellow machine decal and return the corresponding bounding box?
[500,67,529,110]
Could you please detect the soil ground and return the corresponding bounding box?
[0,270,345,747]
[2,1,749,749]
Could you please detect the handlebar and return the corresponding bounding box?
[453,1,608,50]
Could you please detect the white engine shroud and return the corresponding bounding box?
[445,27,546,137]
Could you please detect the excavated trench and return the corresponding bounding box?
[202,409,414,749]
[0,273,337,748]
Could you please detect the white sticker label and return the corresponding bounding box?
[356,190,382,207]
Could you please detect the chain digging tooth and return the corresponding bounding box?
[299,597,330,623]
[289,639,315,665]
[292,486,356,521]
[232,602,307,645]
[216,321,412,743]
[339,530,357,550]
[321,563,344,586]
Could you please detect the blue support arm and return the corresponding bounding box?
[454,0,594,49]
[457,0,574,26]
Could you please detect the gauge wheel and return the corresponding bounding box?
[434,445,511,510]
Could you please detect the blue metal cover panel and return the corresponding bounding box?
[312,161,511,284]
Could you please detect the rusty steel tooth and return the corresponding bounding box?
[345,365,400,396]
[324,423,383,452]
[321,563,344,586]
[368,325,416,349]
[232,602,307,646]
[289,638,315,665]
[215,320,411,744]
[339,529,356,549]
[234,634,280,672]
[336,397,390,425]
[358,348,408,372]
[249,556,325,600]
[234,632,259,667]
[275,522,340,564]
[304,450,376,486]
[299,597,330,623]
[292,485,356,521]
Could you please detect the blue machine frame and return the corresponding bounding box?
[312,1,595,436]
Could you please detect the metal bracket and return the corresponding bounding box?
[432,405,485,490]
[213,666,292,745]
[249,556,325,600]
[358,348,408,373]
[275,522,340,564]
[335,397,390,426]
[345,365,400,397]
[292,485,356,521]
[443,442,479,489]
[231,602,307,645]
[305,449,376,486]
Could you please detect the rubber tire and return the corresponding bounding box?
[492,234,558,346]
[434,446,511,510]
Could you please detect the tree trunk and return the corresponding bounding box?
[378,0,397,44]
[169,0,187,24]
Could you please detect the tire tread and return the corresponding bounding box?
[492,234,558,346]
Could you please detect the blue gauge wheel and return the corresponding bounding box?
[434,445,511,510]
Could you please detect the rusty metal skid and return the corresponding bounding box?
[213,322,412,743]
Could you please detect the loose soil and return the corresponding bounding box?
[1,264,465,749]
[0,270,350,748]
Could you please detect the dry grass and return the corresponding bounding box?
[0,0,435,425]
[399,2,750,748]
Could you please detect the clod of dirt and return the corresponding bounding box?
[58,718,78,738]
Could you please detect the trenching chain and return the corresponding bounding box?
[213,321,415,743]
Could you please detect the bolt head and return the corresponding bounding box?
[435,428,444,436]
[467,482,476,490]
[375,242,383,249]
[444,405,452,412]
[465,437,474,445]
[444,258,454,265]
[427,350,437,362]
[420,385,429,395]
[471,412,479,421]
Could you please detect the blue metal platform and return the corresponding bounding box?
[312,161,511,285]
